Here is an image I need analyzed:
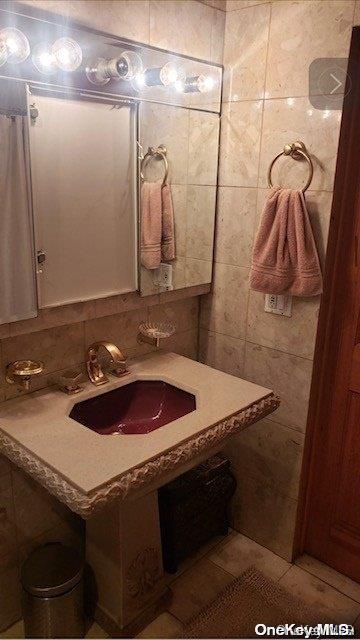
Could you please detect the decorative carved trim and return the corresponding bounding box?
[126,547,162,606]
[0,393,279,518]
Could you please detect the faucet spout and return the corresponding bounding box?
[86,341,128,386]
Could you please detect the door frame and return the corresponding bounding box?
[294,25,360,558]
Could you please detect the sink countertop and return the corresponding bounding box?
[0,352,279,516]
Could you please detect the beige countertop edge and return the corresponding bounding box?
[0,390,280,518]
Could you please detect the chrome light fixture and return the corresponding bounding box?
[52,37,82,71]
[0,27,30,65]
[86,50,142,85]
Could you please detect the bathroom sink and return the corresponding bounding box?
[69,380,196,435]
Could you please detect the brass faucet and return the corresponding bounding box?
[6,360,44,390]
[86,341,129,386]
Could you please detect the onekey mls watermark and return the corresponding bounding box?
[255,623,355,637]
[309,58,351,110]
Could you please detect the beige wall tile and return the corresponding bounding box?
[223,3,270,101]
[210,8,226,64]
[172,257,187,290]
[209,531,290,579]
[230,473,298,560]
[185,259,213,287]
[265,1,354,99]
[247,291,321,360]
[225,417,304,500]
[12,470,74,546]
[163,328,199,360]
[2,323,85,374]
[150,0,214,60]
[9,301,95,337]
[215,187,257,267]
[259,97,342,191]
[244,342,313,432]
[200,264,249,338]
[22,0,151,43]
[219,100,263,187]
[355,0,360,23]
[140,103,189,185]
[198,329,245,376]
[0,552,21,632]
[227,0,270,9]
[186,186,217,261]
[149,297,199,332]
[279,566,360,623]
[188,112,220,186]
[201,0,226,10]
[172,185,188,258]
[85,308,147,353]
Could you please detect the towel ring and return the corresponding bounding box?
[267,141,313,193]
[140,145,169,186]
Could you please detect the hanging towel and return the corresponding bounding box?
[140,180,162,269]
[250,188,323,296]
[161,183,175,261]
[141,180,176,269]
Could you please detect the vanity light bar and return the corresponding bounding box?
[0,26,216,93]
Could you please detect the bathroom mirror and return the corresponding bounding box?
[28,90,138,308]
[0,5,222,322]
[139,103,219,295]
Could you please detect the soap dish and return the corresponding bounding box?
[138,322,176,348]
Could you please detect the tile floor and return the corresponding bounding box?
[2,532,360,639]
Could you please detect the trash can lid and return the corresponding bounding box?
[21,543,84,597]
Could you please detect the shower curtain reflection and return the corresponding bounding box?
[0,114,37,323]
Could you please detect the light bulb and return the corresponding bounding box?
[159,62,186,86]
[183,74,215,93]
[52,37,82,71]
[143,62,186,87]
[131,72,146,91]
[0,27,30,64]
[32,43,57,75]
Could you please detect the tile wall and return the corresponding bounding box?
[0,0,226,630]
[199,0,359,560]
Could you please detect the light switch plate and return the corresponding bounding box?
[264,294,292,317]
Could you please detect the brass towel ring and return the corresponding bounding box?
[140,145,169,186]
[267,141,313,193]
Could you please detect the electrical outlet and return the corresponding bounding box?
[264,294,292,317]
[155,263,173,291]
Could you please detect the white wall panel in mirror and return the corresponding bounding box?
[29,93,138,308]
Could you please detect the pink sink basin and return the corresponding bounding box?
[69,380,196,435]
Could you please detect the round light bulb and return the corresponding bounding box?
[118,50,143,80]
[0,27,30,64]
[32,43,57,75]
[159,62,186,87]
[52,37,82,72]
[131,72,147,91]
[197,74,215,93]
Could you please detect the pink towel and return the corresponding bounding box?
[140,180,175,269]
[161,184,175,261]
[250,188,323,296]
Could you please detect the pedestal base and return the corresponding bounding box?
[86,490,168,635]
